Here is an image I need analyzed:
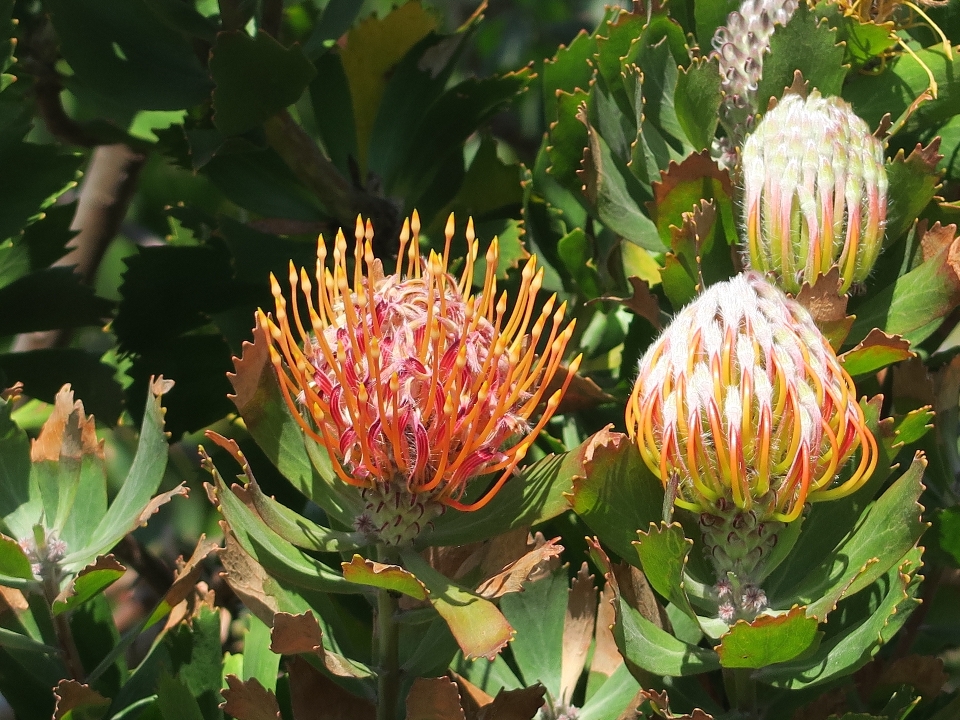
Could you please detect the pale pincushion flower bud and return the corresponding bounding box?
[627,273,877,620]
[743,91,888,294]
[712,0,799,143]
[261,214,578,546]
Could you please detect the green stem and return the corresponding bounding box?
[723,667,757,718]
[375,547,400,720]
[41,566,84,681]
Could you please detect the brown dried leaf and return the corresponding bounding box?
[405,677,467,720]
[475,537,564,599]
[270,611,326,656]
[596,276,662,330]
[219,527,281,624]
[151,534,218,628]
[559,563,596,704]
[615,562,669,630]
[0,585,28,614]
[450,672,494,717]
[221,675,281,720]
[136,483,189,527]
[227,315,272,416]
[287,656,375,720]
[270,611,365,678]
[919,221,958,263]
[878,654,947,699]
[591,581,621,678]
[901,137,944,176]
[53,679,109,720]
[477,685,546,720]
[31,384,103,462]
[477,528,535,582]
[545,366,614,413]
[892,357,937,406]
[793,268,853,350]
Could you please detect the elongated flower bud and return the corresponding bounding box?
[743,91,888,294]
[713,0,799,142]
[627,272,876,525]
[260,214,578,545]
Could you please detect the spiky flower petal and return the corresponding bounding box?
[260,214,578,544]
[627,272,877,525]
[743,91,888,294]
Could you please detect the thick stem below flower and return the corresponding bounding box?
[375,546,401,720]
[723,667,757,718]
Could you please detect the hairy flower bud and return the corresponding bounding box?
[627,272,877,525]
[712,0,799,142]
[743,91,888,294]
[260,214,578,545]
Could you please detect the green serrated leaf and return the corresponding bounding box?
[46,0,212,113]
[848,238,958,346]
[757,549,922,688]
[884,145,943,244]
[400,547,514,662]
[241,613,280,693]
[341,555,427,600]
[891,407,934,448]
[212,464,353,594]
[499,567,568,699]
[717,607,820,668]
[567,431,665,567]
[674,57,723,151]
[772,454,926,615]
[634,522,696,620]
[580,113,663,251]
[53,557,125,616]
[241,476,364,553]
[546,89,591,193]
[211,32,317,136]
[844,47,960,131]
[614,584,721,677]
[542,30,598,124]
[63,379,173,572]
[756,4,847,110]
[310,51,358,176]
[557,229,602,299]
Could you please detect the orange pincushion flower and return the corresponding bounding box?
[259,213,578,541]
